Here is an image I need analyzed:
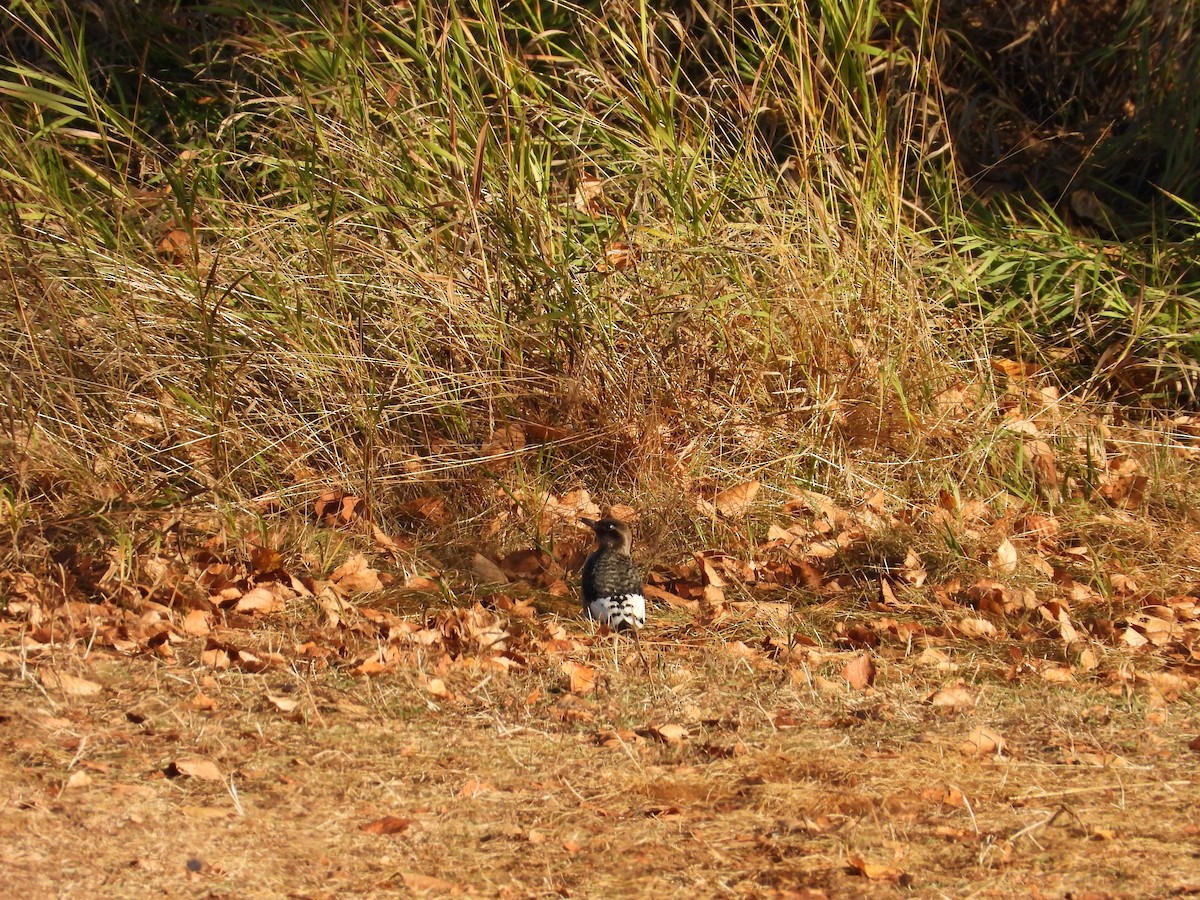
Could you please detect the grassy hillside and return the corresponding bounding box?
[2,1,1200,896]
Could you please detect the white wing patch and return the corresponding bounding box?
[586,593,646,631]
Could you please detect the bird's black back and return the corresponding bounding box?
[581,547,642,604]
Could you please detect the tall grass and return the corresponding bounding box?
[0,0,1195,559]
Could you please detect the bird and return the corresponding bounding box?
[580,515,648,671]
[580,516,645,632]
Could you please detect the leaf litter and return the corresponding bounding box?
[2,478,1200,896]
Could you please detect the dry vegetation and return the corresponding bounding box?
[2,1,1200,897]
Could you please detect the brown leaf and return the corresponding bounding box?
[199,647,230,669]
[404,574,441,592]
[917,647,952,669]
[40,670,103,697]
[695,553,727,587]
[360,816,414,835]
[457,778,493,798]
[170,758,224,781]
[811,674,844,694]
[372,524,414,556]
[960,726,1006,756]
[574,175,605,215]
[600,240,638,271]
[156,227,195,262]
[714,480,760,520]
[922,785,967,808]
[401,872,459,894]
[643,584,698,612]
[1100,456,1148,509]
[250,546,283,574]
[181,609,211,637]
[560,660,597,695]
[266,694,300,713]
[399,496,449,527]
[989,538,1018,574]
[847,855,909,883]
[234,586,285,614]
[927,685,976,709]
[330,554,382,593]
[901,549,927,586]
[841,652,875,690]
[647,723,688,744]
[314,489,360,526]
[993,358,1041,377]
[1041,665,1074,683]
[481,425,526,469]
[1110,572,1138,595]
[956,617,998,639]
[471,553,509,584]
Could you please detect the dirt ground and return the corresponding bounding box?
[3,583,1198,899]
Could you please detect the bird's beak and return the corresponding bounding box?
[579,517,598,530]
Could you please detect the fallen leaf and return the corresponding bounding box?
[481,425,526,469]
[847,855,909,883]
[714,480,760,520]
[40,670,103,697]
[181,609,211,636]
[401,872,460,894]
[250,546,283,574]
[472,553,509,584]
[574,175,605,214]
[993,359,1041,377]
[403,873,458,897]
[990,538,1018,574]
[917,647,952,669]
[560,660,597,695]
[315,490,360,526]
[1110,572,1138,595]
[927,685,976,709]
[199,647,231,669]
[960,726,1006,756]
[922,785,967,808]
[841,652,875,690]
[457,778,492,798]
[156,226,195,262]
[267,694,299,713]
[600,240,638,271]
[956,617,998,639]
[399,496,449,526]
[235,586,284,614]
[643,584,697,612]
[647,723,688,744]
[169,759,224,781]
[65,770,93,789]
[361,816,414,835]
[330,554,382,592]
[811,674,844,694]
[372,525,414,556]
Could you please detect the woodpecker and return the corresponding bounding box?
[580,516,645,632]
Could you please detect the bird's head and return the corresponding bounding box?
[581,516,633,554]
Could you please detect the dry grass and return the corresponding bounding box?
[2,590,1198,898]
[3,2,1200,896]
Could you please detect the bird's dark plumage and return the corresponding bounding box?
[580,516,645,632]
